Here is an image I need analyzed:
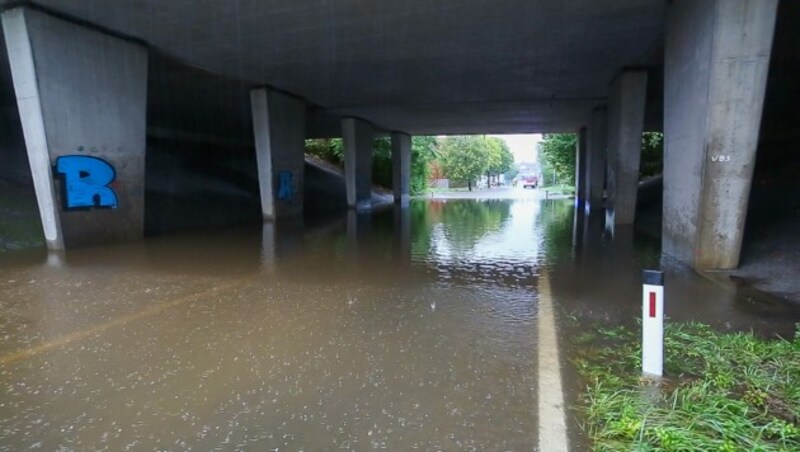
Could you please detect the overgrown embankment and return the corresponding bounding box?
[573,322,800,451]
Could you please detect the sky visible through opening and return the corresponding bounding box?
[489,134,541,164]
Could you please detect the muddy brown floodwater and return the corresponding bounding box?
[1,191,799,450]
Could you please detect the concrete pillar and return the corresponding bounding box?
[664,0,778,270]
[585,107,607,211]
[342,117,374,210]
[574,127,588,204]
[250,87,306,220]
[605,70,647,226]
[391,131,411,206]
[2,7,148,249]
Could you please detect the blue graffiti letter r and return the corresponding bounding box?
[277,170,294,201]
[55,155,118,209]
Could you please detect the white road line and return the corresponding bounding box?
[537,269,569,451]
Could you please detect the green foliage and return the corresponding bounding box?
[573,321,800,451]
[537,132,665,186]
[439,200,511,249]
[486,137,514,176]
[410,136,437,195]
[305,136,437,196]
[372,137,393,189]
[305,138,344,166]
[640,132,664,180]
[537,199,575,263]
[409,199,511,255]
[538,133,577,187]
[439,136,493,190]
[505,165,520,181]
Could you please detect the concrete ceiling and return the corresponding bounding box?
[3,0,666,135]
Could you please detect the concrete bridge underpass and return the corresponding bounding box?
[0,0,797,271]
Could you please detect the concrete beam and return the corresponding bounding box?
[342,117,374,210]
[605,70,647,226]
[2,7,147,249]
[664,0,778,270]
[391,131,411,206]
[585,107,607,211]
[250,87,307,220]
[575,127,588,204]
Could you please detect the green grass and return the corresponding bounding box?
[543,184,575,196]
[572,322,800,451]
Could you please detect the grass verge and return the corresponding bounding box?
[543,184,575,196]
[572,322,800,451]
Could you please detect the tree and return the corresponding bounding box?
[485,137,514,185]
[439,135,491,191]
[537,133,577,187]
[640,132,663,180]
[410,136,437,195]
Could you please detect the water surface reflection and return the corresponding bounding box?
[1,196,798,450]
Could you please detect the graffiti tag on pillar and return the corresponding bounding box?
[277,170,294,201]
[54,155,118,209]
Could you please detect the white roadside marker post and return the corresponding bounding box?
[642,270,664,377]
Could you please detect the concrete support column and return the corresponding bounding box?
[664,0,778,270]
[585,108,607,211]
[391,131,411,206]
[342,117,374,210]
[605,70,647,226]
[2,7,148,249]
[575,127,588,204]
[250,88,306,220]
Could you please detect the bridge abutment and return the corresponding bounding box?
[2,7,148,249]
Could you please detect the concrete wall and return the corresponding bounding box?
[585,107,607,211]
[663,0,715,263]
[251,88,307,220]
[664,0,778,269]
[391,131,411,205]
[0,105,29,186]
[3,8,148,249]
[605,70,647,226]
[144,137,261,235]
[0,33,31,187]
[575,127,587,203]
[744,0,800,239]
[267,91,306,219]
[342,117,374,209]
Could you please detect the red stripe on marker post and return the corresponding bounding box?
[649,292,656,318]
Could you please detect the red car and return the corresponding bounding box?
[522,175,539,189]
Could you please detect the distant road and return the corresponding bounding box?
[426,186,550,200]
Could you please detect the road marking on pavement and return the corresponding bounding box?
[537,269,569,451]
[0,280,242,366]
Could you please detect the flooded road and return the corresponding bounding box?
[1,188,799,450]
